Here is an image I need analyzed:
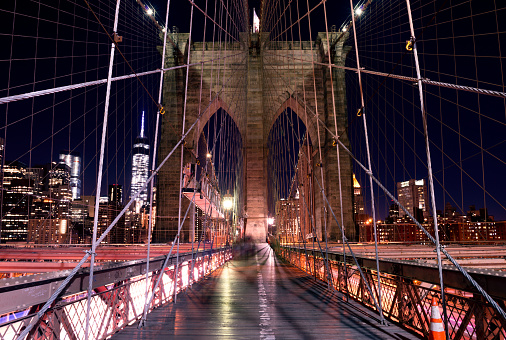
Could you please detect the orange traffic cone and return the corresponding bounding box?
[429,296,446,340]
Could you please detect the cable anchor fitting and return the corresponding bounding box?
[356,106,364,117]
[158,105,165,115]
[85,250,97,256]
[433,244,446,252]
[406,37,415,51]
[113,32,123,44]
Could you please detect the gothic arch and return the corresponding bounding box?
[191,96,243,148]
[270,97,319,147]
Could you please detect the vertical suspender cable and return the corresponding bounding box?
[304,0,333,287]
[85,1,122,339]
[322,0,347,298]
[174,0,195,304]
[348,0,385,324]
[295,0,310,272]
[405,0,448,337]
[190,0,210,284]
[140,0,172,327]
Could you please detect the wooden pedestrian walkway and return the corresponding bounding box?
[111,244,419,339]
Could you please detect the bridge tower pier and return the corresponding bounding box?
[156,30,355,244]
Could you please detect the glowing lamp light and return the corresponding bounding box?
[342,27,347,32]
[146,8,153,15]
[206,153,212,159]
[267,217,275,225]
[355,7,363,16]
[223,196,233,210]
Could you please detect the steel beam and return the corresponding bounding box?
[0,248,220,316]
[284,246,506,300]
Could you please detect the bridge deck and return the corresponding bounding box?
[112,244,418,339]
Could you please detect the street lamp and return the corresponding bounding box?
[222,195,233,246]
[223,196,233,211]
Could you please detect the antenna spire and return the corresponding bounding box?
[140,111,145,138]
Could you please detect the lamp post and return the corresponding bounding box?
[267,217,275,242]
[223,195,233,246]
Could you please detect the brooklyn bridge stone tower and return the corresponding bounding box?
[155,28,354,243]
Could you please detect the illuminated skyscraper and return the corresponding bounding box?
[353,174,365,217]
[397,179,428,221]
[131,111,150,213]
[109,184,123,205]
[59,151,81,200]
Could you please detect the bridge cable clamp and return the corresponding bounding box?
[85,250,97,256]
[365,170,373,176]
[356,106,364,117]
[433,244,446,252]
[113,32,123,43]
[405,37,415,51]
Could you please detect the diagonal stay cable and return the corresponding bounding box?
[83,0,161,109]
[263,51,506,99]
[358,0,450,111]
[15,52,247,340]
[0,52,245,105]
[264,59,506,322]
[187,0,239,41]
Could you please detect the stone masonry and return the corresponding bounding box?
[156,30,355,243]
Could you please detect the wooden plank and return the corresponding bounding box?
[112,244,419,339]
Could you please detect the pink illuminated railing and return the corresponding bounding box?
[0,248,231,340]
[277,246,506,340]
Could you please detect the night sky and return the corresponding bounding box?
[0,0,505,220]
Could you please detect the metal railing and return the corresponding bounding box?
[277,246,506,339]
[0,248,231,340]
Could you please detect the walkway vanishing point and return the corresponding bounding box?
[112,244,417,339]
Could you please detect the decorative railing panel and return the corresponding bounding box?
[278,246,506,339]
[0,248,231,340]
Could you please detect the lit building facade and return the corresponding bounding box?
[0,161,41,242]
[275,198,300,243]
[59,151,81,200]
[353,174,367,222]
[397,179,428,222]
[45,162,72,221]
[0,137,5,195]
[109,184,123,205]
[27,218,68,244]
[131,111,150,213]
